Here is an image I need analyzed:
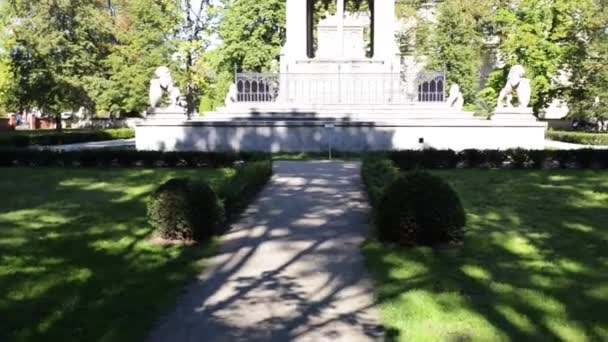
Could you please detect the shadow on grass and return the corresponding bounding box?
[0,167,231,342]
[364,170,608,341]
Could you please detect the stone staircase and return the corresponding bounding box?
[202,103,481,123]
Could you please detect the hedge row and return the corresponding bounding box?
[388,149,608,170]
[547,131,608,146]
[0,149,265,168]
[0,128,135,147]
[220,160,273,220]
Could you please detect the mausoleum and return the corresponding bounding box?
[136,0,547,152]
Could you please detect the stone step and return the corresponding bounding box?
[212,104,459,112]
[202,116,477,122]
[202,112,476,120]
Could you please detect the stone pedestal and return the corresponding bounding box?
[145,107,187,120]
[492,107,538,122]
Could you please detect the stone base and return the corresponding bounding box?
[145,107,187,120]
[136,119,548,152]
[493,107,537,122]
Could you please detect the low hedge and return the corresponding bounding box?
[0,149,265,168]
[147,160,272,241]
[547,131,608,146]
[389,149,608,169]
[220,160,273,220]
[0,128,135,147]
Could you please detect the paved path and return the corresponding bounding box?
[33,138,135,151]
[148,161,383,342]
[545,139,608,150]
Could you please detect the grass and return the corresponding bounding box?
[0,167,236,342]
[364,170,608,341]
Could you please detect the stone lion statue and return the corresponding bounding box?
[446,83,464,110]
[149,66,185,109]
[496,65,531,108]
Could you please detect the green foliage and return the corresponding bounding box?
[376,171,466,246]
[3,0,115,115]
[89,0,181,116]
[423,0,495,102]
[208,0,285,103]
[0,128,134,147]
[547,131,608,146]
[490,0,603,112]
[361,155,400,208]
[217,0,285,72]
[565,3,608,119]
[148,178,224,241]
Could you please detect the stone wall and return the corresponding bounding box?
[136,120,547,152]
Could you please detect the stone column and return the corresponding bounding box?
[373,0,396,60]
[337,0,345,58]
[285,0,308,60]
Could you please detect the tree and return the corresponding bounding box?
[174,0,215,117]
[423,0,495,102]
[87,0,181,116]
[493,0,598,112]
[563,0,608,119]
[207,0,285,106]
[3,0,115,127]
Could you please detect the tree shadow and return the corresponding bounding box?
[364,169,608,341]
[0,167,229,342]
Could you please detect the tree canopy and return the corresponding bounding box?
[0,0,606,119]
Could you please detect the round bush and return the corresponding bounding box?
[147,178,224,241]
[376,171,466,246]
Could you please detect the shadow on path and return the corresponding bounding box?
[148,161,383,342]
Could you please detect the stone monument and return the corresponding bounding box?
[136,0,548,152]
[493,65,536,121]
[316,12,370,59]
[446,84,464,110]
[147,66,186,118]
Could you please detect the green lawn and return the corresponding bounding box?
[364,170,608,341]
[0,167,235,342]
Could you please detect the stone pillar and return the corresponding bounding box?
[373,0,396,60]
[337,0,345,58]
[285,0,308,60]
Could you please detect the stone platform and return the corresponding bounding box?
[135,103,548,152]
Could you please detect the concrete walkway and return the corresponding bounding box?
[545,139,608,150]
[148,161,383,342]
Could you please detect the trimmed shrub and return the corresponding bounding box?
[147,178,224,241]
[361,155,400,208]
[547,131,608,146]
[376,171,466,246]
